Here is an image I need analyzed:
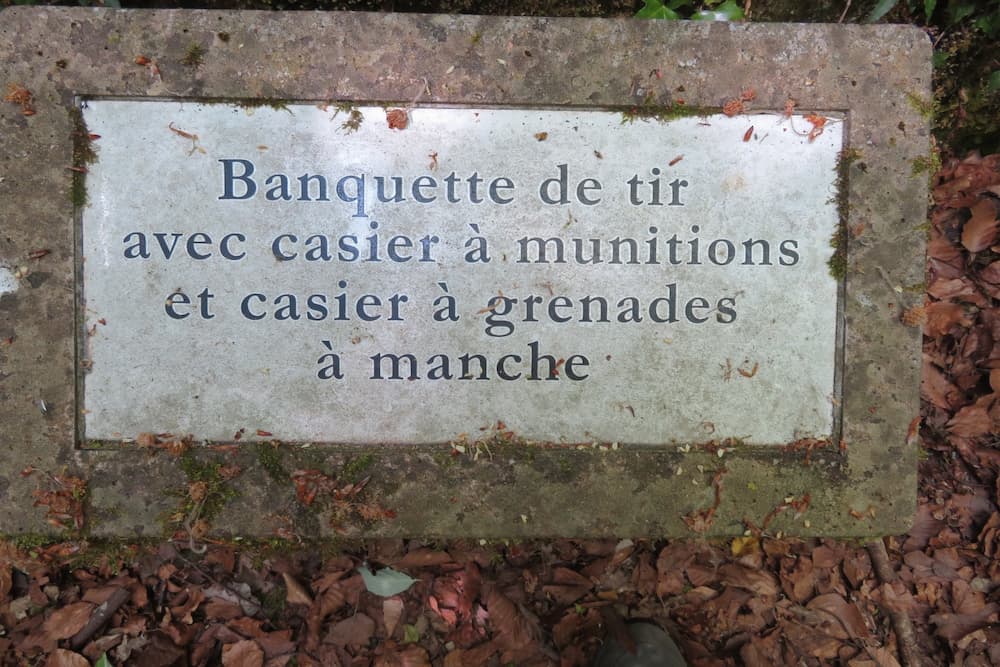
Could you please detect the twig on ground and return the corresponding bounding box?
[838,0,852,23]
[69,587,131,650]
[867,539,922,667]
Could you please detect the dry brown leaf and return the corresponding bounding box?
[930,603,1000,641]
[82,584,127,605]
[902,504,947,551]
[42,601,95,640]
[375,644,432,667]
[395,548,452,568]
[741,632,784,666]
[281,572,313,606]
[783,619,843,659]
[632,552,657,596]
[325,612,375,648]
[0,562,11,601]
[981,261,1000,284]
[811,544,840,569]
[858,646,902,667]
[922,359,960,410]
[304,575,352,653]
[947,402,993,438]
[552,607,600,649]
[458,639,500,666]
[928,277,978,301]
[552,567,592,588]
[383,597,404,638]
[541,583,590,606]
[222,639,265,667]
[842,550,872,589]
[386,108,409,130]
[4,83,35,115]
[256,632,296,660]
[655,544,698,596]
[722,98,743,116]
[925,301,971,336]
[44,649,90,667]
[170,585,206,624]
[542,566,593,605]
[203,599,243,621]
[483,583,538,650]
[961,199,999,252]
[192,625,242,665]
[718,562,778,597]
[785,557,816,603]
[685,562,720,588]
[806,593,871,639]
[953,579,988,616]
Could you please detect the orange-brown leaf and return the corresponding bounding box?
[961,199,999,252]
[383,597,404,638]
[42,601,94,640]
[376,644,432,667]
[806,593,871,639]
[4,83,35,115]
[44,649,90,667]
[722,99,743,117]
[947,402,993,438]
[221,639,264,667]
[386,108,409,130]
[718,562,778,597]
[281,572,313,606]
[483,583,538,650]
[326,613,375,647]
[395,548,452,569]
[925,301,971,337]
[804,114,827,142]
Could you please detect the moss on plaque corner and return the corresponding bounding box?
[333,103,364,133]
[7,532,57,554]
[619,94,714,124]
[911,149,941,180]
[341,453,377,483]
[905,91,936,120]
[69,106,98,207]
[173,451,240,525]
[828,147,861,280]
[181,43,206,68]
[255,441,288,482]
[827,230,847,280]
[69,179,88,207]
[237,98,292,113]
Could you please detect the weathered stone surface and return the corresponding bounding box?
[0,8,931,538]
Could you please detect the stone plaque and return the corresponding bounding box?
[81,101,842,445]
[0,9,931,538]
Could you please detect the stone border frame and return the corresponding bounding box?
[0,8,930,538]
